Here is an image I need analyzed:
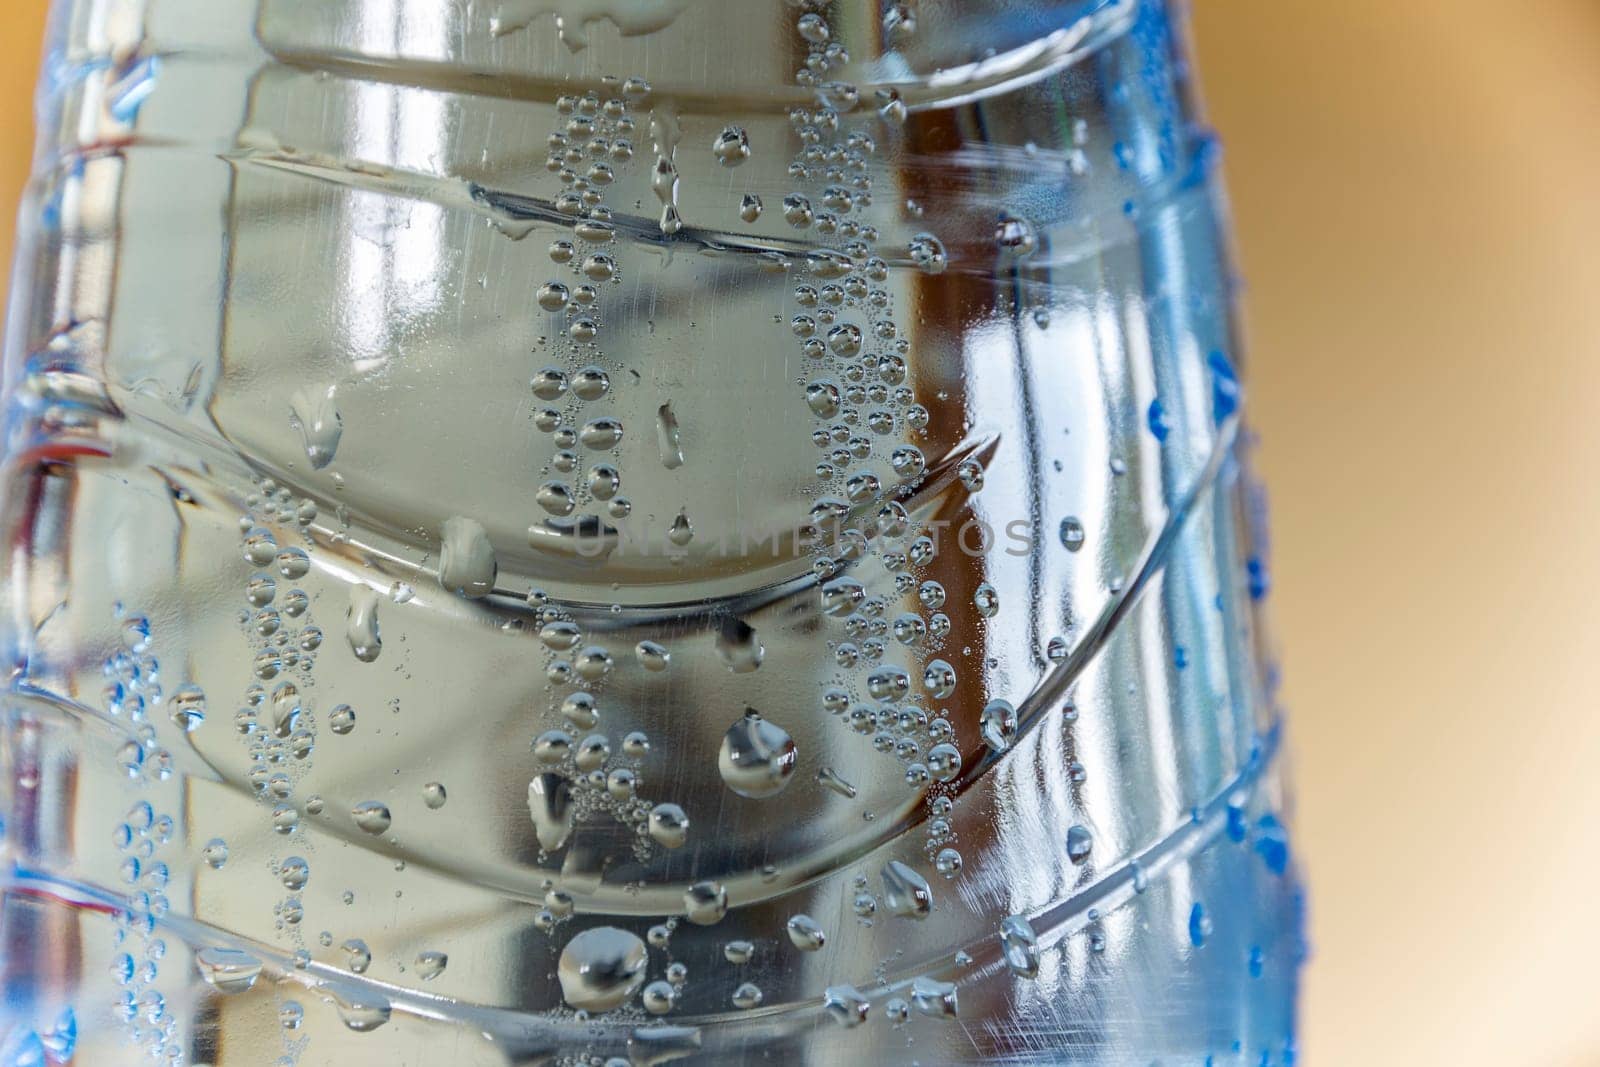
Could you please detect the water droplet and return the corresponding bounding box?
[339,939,372,975]
[796,12,830,43]
[928,745,962,785]
[822,984,869,1027]
[816,766,857,798]
[723,940,754,965]
[202,838,228,869]
[1066,824,1093,864]
[561,691,599,729]
[537,481,576,516]
[422,781,447,809]
[883,1,917,41]
[911,976,959,1019]
[827,323,862,357]
[718,710,797,799]
[922,659,956,699]
[973,583,1000,617]
[739,194,763,222]
[1000,915,1041,978]
[528,773,576,851]
[345,585,381,663]
[288,385,341,470]
[882,860,932,919]
[1059,516,1086,551]
[994,212,1037,259]
[1189,901,1212,947]
[666,510,694,547]
[785,913,826,951]
[415,950,447,980]
[714,617,764,673]
[634,640,670,671]
[533,729,573,764]
[908,232,948,275]
[731,982,763,1009]
[537,281,570,311]
[194,947,262,995]
[682,880,728,925]
[168,684,206,732]
[580,418,624,449]
[351,802,391,835]
[712,125,750,166]
[439,516,497,598]
[647,803,690,848]
[642,979,677,1014]
[977,699,1018,753]
[782,193,814,228]
[275,546,310,579]
[331,986,391,1032]
[279,855,310,890]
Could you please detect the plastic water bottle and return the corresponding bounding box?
[0,0,1302,1062]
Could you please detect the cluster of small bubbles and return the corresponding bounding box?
[110,793,178,1058]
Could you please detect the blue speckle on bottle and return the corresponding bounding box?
[0,1026,45,1067]
[1146,398,1171,442]
[1246,556,1270,601]
[1226,802,1248,843]
[1253,814,1291,875]
[1188,902,1210,947]
[1174,645,1188,669]
[41,1008,76,1061]
[1208,349,1240,422]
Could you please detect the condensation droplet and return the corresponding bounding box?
[718,710,797,799]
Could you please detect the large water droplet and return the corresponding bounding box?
[537,281,570,311]
[168,684,206,732]
[682,880,728,925]
[415,951,447,981]
[882,860,932,919]
[351,801,391,835]
[1066,824,1094,864]
[823,984,869,1027]
[785,914,826,952]
[439,516,497,598]
[656,402,684,469]
[718,710,797,799]
[714,617,764,673]
[528,773,576,851]
[911,976,959,1019]
[345,585,381,662]
[647,803,690,848]
[194,947,262,995]
[1000,915,1041,978]
[1059,516,1086,552]
[908,232,948,274]
[331,986,391,1032]
[341,938,371,973]
[816,766,857,798]
[288,385,341,470]
[980,699,1018,752]
[712,125,750,166]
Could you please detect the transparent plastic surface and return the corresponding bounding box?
[0,0,1302,1063]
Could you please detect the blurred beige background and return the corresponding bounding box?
[4,1,1599,1063]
